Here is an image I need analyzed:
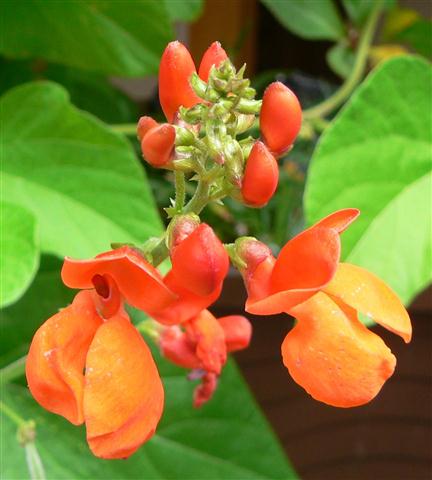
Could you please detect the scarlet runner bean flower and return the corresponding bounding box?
[159,310,252,407]
[260,81,302,156]
[241,140,279,207]
[26,247,170,459]
[140,123,176,168]
[234,209,412,407]
[198,41,228,81]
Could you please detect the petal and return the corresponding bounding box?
[324,263,412,343]
[312,208,360,233]
[26,291,102,425]
[141,123,176,168]
[170,224,229,297]
[186,310,227,375]
[193,372,218,408]
[152,270,222,325]
[62,246,176,316]
[282,292,396,407]
[198,41,228,81]
[218,315,252,352]
[84,314,164,459]
[270,226,341,293]
[159,326,201,369]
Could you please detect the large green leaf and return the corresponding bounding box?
[305,56,432,304]
[0,0,173,77]
[164,0,204,21]
[0,203,39,308]
[261,0,345,40]
[1,81,162,259]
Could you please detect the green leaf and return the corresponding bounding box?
[342,0,395,26]
[164,0,204,21]
[2,353,296,479]
[261,0,345,40]
[0,203,39,308]
[326,42,355,79]
[0,256,74,367]
[1,81,162,259]
[395,18,432,59]
[305,56,432,304]
[0,0,173,77]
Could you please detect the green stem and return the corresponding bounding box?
[1,355,26,385]
[303,1,383,121]
[111,123,137,136]
[149,238,169,267]
[0,400,26,426]
[183,179,211,214]
[174,171,186,211]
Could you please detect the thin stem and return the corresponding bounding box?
[1,355,26,385]
[303,1,383,121]
[25,443,46,480]
[183,179,211,214]
[174,171,186,211]
[0,400,26,426]
[149,238,169,267]
[110,123,137,136]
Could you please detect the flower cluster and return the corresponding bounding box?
[26,41,411,460]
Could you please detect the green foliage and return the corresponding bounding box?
[164,0,204,21]
[261,0,345,40]
[395,18,432,59]
[0,0,173,77]
[305,56,432,305]
[342,0,395,26]
[1,82,162,261]
[0,203,39,308]
[326,42,355,79]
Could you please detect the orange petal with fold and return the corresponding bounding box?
[84,314,164,459]
[324,263,412,343]
[186,310,227,375]
[170,224,229,297]
[152,270,222,325]
[218,315,252,352]
[312,208,360,233]
[62,246,176,316]
[282,292,396,407]
[26,291,102,425]
[270,226,341,293]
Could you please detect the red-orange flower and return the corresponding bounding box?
[198,41,228,81]
[159,309,252,407]
[236,209,412,407]
[26,248,168,459]
[153,223,229,325]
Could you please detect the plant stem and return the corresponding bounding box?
[183,179,211,214]
[1,355,26,385]
[174,171,186,211]
[0,400,26,426]
[303,1,383,121]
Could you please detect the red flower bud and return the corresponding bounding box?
[141,124,176,168]
[170,224,229,297]
[260,82,302,156]
[159,41,201,122]
[198,41,228,81]
[168,214,200,250]
[241,141,279,207]
[218,315,252,352]
[137,116,158,141]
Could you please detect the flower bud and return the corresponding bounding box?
[260,82,302,155]
[137,116,158,141]
[241,141,279,207]
[159,41,201,122]
[141,124,176,168]
[218,315,252,352]
[167,214,200,251]
[198,41,228,81]
[170,224,229,297]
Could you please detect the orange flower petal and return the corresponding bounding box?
[62,246,176,316]
[170,224,229,297]
[26,291,102,425]
[198,41,228,81]
[84,314,164,459]
[313,208,360,233]
[218,315,252,352]
[282,292,396,407]
[186,310,227,375]
[270,226,341,293]
[324,263,412,343]
[152,270,223,325]
[159,326,201,369]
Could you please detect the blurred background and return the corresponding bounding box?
[1,1,431,479]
